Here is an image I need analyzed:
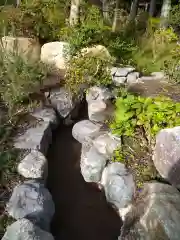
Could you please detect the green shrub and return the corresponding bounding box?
[107,32,137,64]
[169,2,180,32]
[61,5,111,56]
[0,5,21,36]
[132,27,178,74]
[60,4,138,65]
[0,0,68,41]
[65,55,113,94]
[0,50,48,112]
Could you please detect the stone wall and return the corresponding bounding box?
[2,84,81,239]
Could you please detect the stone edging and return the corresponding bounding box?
[2,87,80,239]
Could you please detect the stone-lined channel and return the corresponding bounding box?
[47,104,122,240]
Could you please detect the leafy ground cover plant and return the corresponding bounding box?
[110,90,180,188]
[111,92,180,142]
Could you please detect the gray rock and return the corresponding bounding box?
[14,121,52,155]
[93,133,121,158]
[112,76,126,86]
[88,100,114,122]
[31,108,58,128]
[120,183,180,240]
[115,67,135,77]
[81,146,107,183]
[49,87,75,118]
[18,150,48,179]
[86,86,113,102]
[101,162,135,209]
[7,180,55,231]
[72,120,103,144]
[2,218,54,240]
[127,72,140,84]
[153,127,180,187]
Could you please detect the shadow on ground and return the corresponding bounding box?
[47,106,122,240]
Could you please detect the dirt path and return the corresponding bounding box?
[47,109,122,240]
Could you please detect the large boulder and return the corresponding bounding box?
[49,87,75,118]
[86,86,113,103]
[153,127,180,187]
[18,150,48,179]
[101,162,135,211]
[112,76,126,85]
[31,108,58,129]
[1,36,41,61]
[14,121,52,155]
[127,72,140,84]
[81,145,107,183]
[40,41,70,73]
[120,183,180,240]
[93,132,121,158]
[6,180,55,231]
[114,67,135,77]
[2,219,54,240]
[72,120,103,144]
[81,45,111,60]
[88,100,114,122]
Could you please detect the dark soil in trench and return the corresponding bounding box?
[47,105,122,240]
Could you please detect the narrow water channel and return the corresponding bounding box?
[47,105,122,240]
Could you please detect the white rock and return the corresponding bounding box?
[49,87,75,118]
[127,72,140,84]
[88,100,114,122]
[115,67,135,77]
[14,121,52,155]
[111,67,118,76]
[72,120,103,144]
[81,45,111,59]
[101,162,128,186]
[2,219,54,240]
[86,86,113,103]
[112,76,127,86]
[7,180,55,231]
[101,162,135,209]
[1,36,41,61]
[18,150,48,179]
[93,133,121,157]
[88,100,106,121]
[31,108,58,128]
[41,41,70,72]
[81,146,108,183]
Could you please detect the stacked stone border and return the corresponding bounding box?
[2,37,180,239]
